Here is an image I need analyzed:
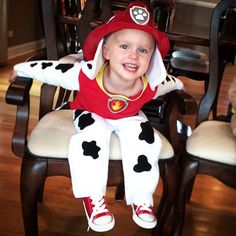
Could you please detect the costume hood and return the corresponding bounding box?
[82,2,169,89]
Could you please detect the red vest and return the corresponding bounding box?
[70,69,158,119]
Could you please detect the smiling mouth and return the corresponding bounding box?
[123,63,138,72]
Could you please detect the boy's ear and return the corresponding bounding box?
[102,43,110,60]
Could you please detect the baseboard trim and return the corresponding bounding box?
[8,39,45,59]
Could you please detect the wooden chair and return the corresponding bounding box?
[171,1,236,235]
[167,1,235,104]
[5,0,196,235]
[165,1,236,139]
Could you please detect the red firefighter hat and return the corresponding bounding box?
[83,2,170,61]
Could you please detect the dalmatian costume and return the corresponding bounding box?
[14,2,183,206]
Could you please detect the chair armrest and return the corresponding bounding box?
[6,77,33,105]
[163,89,197,153]
[5,77,33,157]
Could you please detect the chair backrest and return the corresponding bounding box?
[196,0,236,125]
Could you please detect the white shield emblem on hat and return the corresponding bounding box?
[130,6,149,25]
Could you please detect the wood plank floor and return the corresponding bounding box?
[0,54,236,236]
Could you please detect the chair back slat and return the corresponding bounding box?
[197,0,236,125]
[39,0,86,118]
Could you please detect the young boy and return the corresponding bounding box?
[10,2,183,232]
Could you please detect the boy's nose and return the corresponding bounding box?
[128,50,138,59]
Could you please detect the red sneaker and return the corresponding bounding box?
[83,196,115,232]
[131,204,157,229]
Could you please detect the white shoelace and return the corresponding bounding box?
[87,196,109,231]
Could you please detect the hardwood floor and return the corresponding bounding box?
[0,54,236,236]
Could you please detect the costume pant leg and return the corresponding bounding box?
[110,112,162,206]
[68,110,113,198]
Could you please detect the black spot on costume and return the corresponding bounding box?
[55,63,74,73]
[78,113,95,130]
[73,109,84,120]
[42,62,53,69]
[30,62,37,67]
[87,63,92,69]
[166,75,171,82]
[139,121,155,144]
[82,140,101,159]
[133,155,152,173]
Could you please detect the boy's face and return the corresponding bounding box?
[102,29,155,81]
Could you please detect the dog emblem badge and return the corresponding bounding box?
[129,6,149,25]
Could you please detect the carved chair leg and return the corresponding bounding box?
[185,177,195,202]
[152,158,179,236]
[20,157,47,236]
[178,126,195,203]
[37,182,46,203]
[171,155,198,236]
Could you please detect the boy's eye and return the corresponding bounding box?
[120,44,128,49]
[139,48,148,54]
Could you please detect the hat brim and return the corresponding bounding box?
[83,22,170,61]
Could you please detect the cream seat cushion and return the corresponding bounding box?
[27,110,174,160]
[186,120,236,165]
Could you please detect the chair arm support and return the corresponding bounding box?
[167,90,197,116]
[5,77,33,158]
[164,90,197,153]
[143,89,197,154]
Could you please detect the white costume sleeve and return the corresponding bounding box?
[154,74,184,98]
[13,59,82,91]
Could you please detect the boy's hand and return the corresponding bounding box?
[9,71,17,83]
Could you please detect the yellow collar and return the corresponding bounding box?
[96,63,148,101]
